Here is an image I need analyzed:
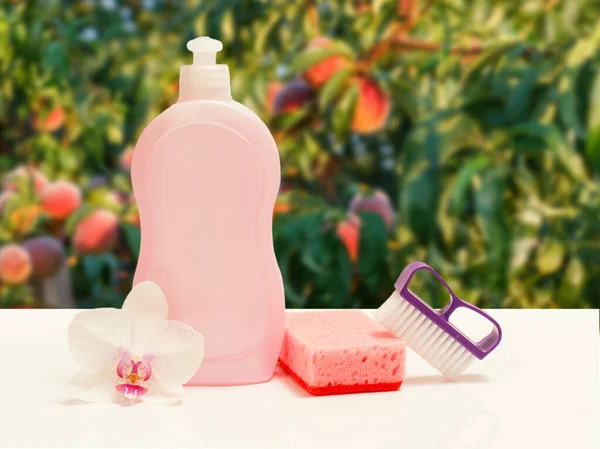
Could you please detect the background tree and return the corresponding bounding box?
[0,0,598,309]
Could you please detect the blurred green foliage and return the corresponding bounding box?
[0,0,598,309]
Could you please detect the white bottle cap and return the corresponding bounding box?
[179,37,231,101]
[187,36,223,65]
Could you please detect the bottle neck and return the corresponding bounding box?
[178,64,232,102]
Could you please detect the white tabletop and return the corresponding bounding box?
[0,309,597,448]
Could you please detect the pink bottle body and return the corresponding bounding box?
[131,95,285,385]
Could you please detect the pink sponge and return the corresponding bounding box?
[279,310,406,396]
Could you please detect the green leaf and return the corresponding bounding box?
[0,193,23,228]
[475,168,511,303]
[65,205,95,235]
[254,13,280,54]
[511,238,538,271]
[300,221,329,274]
[82,255,105,281]
[536,240,565,275]
[558,70,587,139]
[278,249,307,308]
[121,222,141,259]
[461,40,520,86]
[106,124,123,145]
[585,70,600,176]
[505,69,538,122]
[43,42,68,77]
[333,83,359,137]
[449,154,492,215]
[587,68,600,129]
[565,27,600,68]
[273,109,308,131]
[508,121,556,152]
[356,211,389,295]
[221,9,235,41]
[319,67,353,110]
[557,258,585,307]
[553,132,589,180]
[586,126,600,177]
[317,230,353,308]
[463,95,507,130]
[400,130,440,244]
[274,211,329,307]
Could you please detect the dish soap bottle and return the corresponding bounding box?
[131,37,285,385]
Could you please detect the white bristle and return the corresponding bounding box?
[401,313,428,341]
[419,326,444,356]
[375,291,476,378]
[438,342,464,373]
[448,350,475,377]
[414,323,440,354]
[410,317,433,345]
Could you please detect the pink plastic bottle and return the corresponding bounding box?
[130,37,285,385]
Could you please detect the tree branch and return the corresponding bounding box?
[419,0,436,17]
[388,37,483,56]
[360,35,483,69]
[360,1,451,68]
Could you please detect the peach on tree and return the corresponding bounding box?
[0,244,32,285]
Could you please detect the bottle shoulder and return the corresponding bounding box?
[141,100,273,144]
[132,100,280,179]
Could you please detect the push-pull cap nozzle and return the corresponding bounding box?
[187,36,223,65]
[179,36,231,101]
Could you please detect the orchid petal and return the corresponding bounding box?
[68,308,130,373]
[141,370,184,406]
[123,281,170,353]
[70,368,120,403]
[69,369,96,389]
[129,317,163,354]
[150,320,205,386]
[122,281,168,320]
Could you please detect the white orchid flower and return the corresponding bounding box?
[67,281,204,405]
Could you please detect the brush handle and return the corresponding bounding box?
[395,262,502,360]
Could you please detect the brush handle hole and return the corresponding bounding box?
[448,307,494,343]
[405,269,453,311]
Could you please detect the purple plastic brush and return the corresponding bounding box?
[374,262,502,378]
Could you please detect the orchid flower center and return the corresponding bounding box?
[115,352,152,399]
